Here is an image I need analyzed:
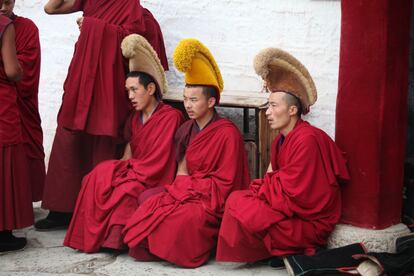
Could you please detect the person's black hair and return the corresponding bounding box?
[185,84,218,104]
[126,71,161,100]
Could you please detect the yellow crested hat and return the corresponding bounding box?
[253,48,317,114]
[173,38,224,93]
[121,34,167,95]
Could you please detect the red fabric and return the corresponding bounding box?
[142,8,168,70]
[123,118,250,268]
[57,0,168,137]
[0,144,33,230]
[13,15,45,202]
[41,127,121,212]
[64,103,184,252]
[0,15,33,231]
[0,15,21,146]
[336,0,412,229]
[216,120,350,262]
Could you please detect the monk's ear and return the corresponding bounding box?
[288,105,298,116]
[208,96,216,108]
[147,82,156,96]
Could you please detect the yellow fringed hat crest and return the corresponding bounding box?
[173,38,224,93]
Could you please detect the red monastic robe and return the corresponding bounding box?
[0,15,33,231]
[64,103,183,252]
[58,0,168,137]
[12,14,45,202]
[123,118,250,268]
[216,120,350,262]
[41,0,168,212]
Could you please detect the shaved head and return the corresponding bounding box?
[283,92,302,117]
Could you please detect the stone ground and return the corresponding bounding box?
[0,205,287,276]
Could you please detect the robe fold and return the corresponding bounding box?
[41,0,169,212]
[64,103,183,252]
[0,15,33,231]
[216,120,350,262]
[41,127,121,212]
[12,14,45,202]
[123,118,250,268]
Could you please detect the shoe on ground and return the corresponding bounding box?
[269,257,285,269]
[34,211,72,231]
[0,231,27,253]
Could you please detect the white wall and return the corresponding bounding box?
[14,0,341,163]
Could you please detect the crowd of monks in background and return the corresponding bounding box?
[0,0,350,270]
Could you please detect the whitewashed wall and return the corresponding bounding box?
[14,0,341,163]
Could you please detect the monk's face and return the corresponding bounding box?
[126,76,155,111]
[183,86,215,120]
[0,0,14,18]
[266,92,297,132]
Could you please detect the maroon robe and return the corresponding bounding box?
[123,117,250,268]
[41,0,169,212]
[64,103,183,252]
[12,14,45,202]
[0,15,33,231]
[216,120,350,262]
[58,0,168,136]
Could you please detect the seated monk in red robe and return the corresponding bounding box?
[216,48,350,263]
[0,8,29,252]
[123,39,250,268]
[36,0,169,230]
[1,0,46,202]
[64,35,184,252]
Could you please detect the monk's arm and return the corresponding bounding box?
[44,0,76,14]
[1,25,22,82]
[120,143,132,160]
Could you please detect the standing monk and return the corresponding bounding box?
[216,48,350,263]
[123,39,250,268]
[1,0,45,202]
[0,4,30,252]
[64,34,184,253]
[36,0,169,230]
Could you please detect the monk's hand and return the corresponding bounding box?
[176,159,188,176]
[76,16,84,30]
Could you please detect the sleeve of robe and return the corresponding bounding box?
[168,126,249,216]
[14,20,40,98]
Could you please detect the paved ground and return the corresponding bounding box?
[0,205,287,276]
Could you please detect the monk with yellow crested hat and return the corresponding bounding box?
[123,38,250,268]
[216,48,349,264]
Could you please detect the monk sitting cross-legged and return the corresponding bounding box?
[122,39,250,268]
[216,48,350,264]
[63,35,184,253]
